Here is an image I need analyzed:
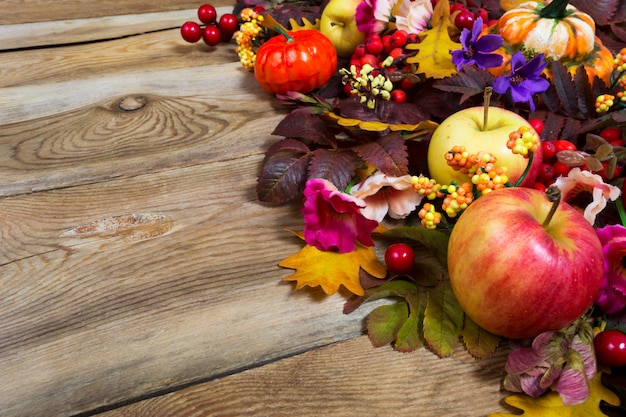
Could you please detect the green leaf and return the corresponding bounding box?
[461,316,501,359]
[395,292,427,352]
[383,225,450,266]
[367,302,409,347]
[423,280,464,357]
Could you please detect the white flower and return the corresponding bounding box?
[394,0,433,34]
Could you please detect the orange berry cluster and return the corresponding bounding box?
[410,175,442,200]
[418,203,442,229]
[596,94,615,113]
[234,8,265,70]
[615,47,626,73]
[507,125,540,157]
[441,183,473,218]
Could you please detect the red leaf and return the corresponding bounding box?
[307,149,361,191]
[257,153,311,204]
[271,112,336,146]
[354,132,409,177]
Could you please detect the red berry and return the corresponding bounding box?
[531,182,547,192]
[180,21,202,43]
[611,139,626,147]
[552,161,573,177]
[202,24,222,46]
[385,243,415,274]
[540,141,556,163]
[218,13,238,36]
[382,35,394,54]
[455,10,475,31]
[553,139,577,153]
[391,89,407,103]
[529,118,544,135]
[594,330,626,368]
[537,163,555,183]
[390,30,408,48]
[388,47,403,60]
[365,34,384,55]
[450,3,464,13]
[474,8,488,22]
[600,127,623,143]
[252,5,266,13]
[360,54,378,67]
[197,4,217,24]
[353,44,366,59]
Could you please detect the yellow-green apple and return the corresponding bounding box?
[448,187,604,340]
[427,106,542,187]
[319,0,366,57]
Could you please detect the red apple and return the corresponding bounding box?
[427,106,542,188]
[448,187,604,339]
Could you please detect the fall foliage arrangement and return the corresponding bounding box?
[182,0,626,415]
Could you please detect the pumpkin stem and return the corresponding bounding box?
[539,0,571,19]
[542,185,561,228]
[274,24,294,43]
[482,86,492,132]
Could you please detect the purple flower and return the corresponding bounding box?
[302,178,378,253]
[493,52,550,111]
[451,18,503,71]
[595,224,626,315]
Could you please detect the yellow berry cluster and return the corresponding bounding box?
[441,183,473,217]
[418,203,442,229]
[615,47,626,73]
[410,175,442,200]
[339,64,394,109]
[507,125,540,157]
[234,8,265,70]
[596,94,615,113]
[471,166,508,195]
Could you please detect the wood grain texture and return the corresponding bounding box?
[97,336,511,417]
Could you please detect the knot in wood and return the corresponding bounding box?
[118,96,147,111]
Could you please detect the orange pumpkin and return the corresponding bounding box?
[497,0,596,61]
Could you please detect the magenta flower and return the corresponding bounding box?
[356,0,396,35]
[302,178,378,253]
[595,224,626,315]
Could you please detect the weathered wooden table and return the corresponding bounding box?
[0,1,511,416]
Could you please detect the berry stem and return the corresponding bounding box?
[512,150,534,187]
[482,86,492,132]
[542,185,561,228]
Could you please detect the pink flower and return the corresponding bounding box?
[552,167,620,226]
[394,0,433,34]
[302,178,378,253]
[356,0,397,35]
[595,224,626,315]
[349,172,423,222]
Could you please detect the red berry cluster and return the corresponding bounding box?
[348,30,419,103]
[450,1,495,31]
[531,119,625,191]
[180,3,242,46]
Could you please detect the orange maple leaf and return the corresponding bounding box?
[280,241,387,296]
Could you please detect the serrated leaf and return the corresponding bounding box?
[353,133,409,177]
[307,149,360,191]
[461,316,501,359]
[433,66,495,103]
[571,0,620,26]
[405,0,461,79]
[367,302,409,347]
[271,112,336,146]
[573,66,594,119]
[395,292,427,352]
[383,225,450,266]
[423,280,465,357]
[263,138,311,162]
[257,154,311,204]
[550,61,583,119]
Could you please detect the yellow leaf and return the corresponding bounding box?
[499,0,528,12]
[280,242,387,296]
[323,111,439,134]
[488,372,620,417]
[288,17,320,31]
[405,0,461,79]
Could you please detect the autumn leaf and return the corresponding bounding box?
[488,372,620,417]
[405,0,461,79]
[394,292,427,352]
[280,241,387,296]
[367,302,409,347]
[461,316,501,359]
[423,280,465,357]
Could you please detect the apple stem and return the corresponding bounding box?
[482,87,492,132]
[542,186,561,228]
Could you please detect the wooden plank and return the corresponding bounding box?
[96,336,511,417]
[0,152,386,417]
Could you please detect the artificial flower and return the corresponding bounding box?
[552,167,620,226]
[503,320,596,405]
[595,224,626,315]
[450,17,503,71]
[349,172,424,222]
[356,0,397,35]
[302,178,378,253]
[493,52,550,111]
[394,0,433,35]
